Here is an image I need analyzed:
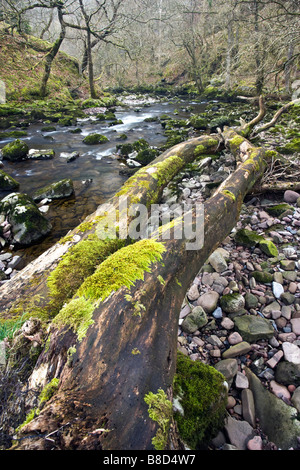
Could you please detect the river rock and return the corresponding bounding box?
[275,361,300,386]
[1,139,29,161]
[0,192,52,246]
[291,318,300,335]
[33,179,74,202]
[291,387,300,412]
[245,367,300,450]
[224,415,255,450]
[282,342,300,364]
[214,358,238,388]
[181,306,208,334]
[27,149,55,160]
[284,190,300,203]
[220,293,245,314]
[272,281,284,299]
[241,388,256,427]
[0,170,19,191]
[208,249,228,273]
[233,315,275,342]
[196,291,219,313]
[222,341,252,359]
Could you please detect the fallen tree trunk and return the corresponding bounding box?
[8,127,267,451]
[0,134,220,318]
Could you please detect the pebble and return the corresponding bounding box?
[175,174,300,450]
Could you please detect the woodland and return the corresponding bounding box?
[0,0,299,453]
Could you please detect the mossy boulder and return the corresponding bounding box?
[0,170,20,191]
[173,351,227,449]
[33,178,74,202]
[1,139,29,161]
[220,293,245,314]
[135,148,159,165]
[83,133,109,145]
[0,192,52,246]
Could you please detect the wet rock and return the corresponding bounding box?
[27,149,55,160]
[33,179,74,202]
[0,170,20,191]
[0,192,52,246]
[291,387,300,412]
[1,139,29,161]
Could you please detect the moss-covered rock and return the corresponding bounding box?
[181,306,208,334]
[135,148,159,165]
[0,192,52,246]
[234,228,264,247]
[252,271,273,283]
[83,133,109,145]
[220,293,245,314]
[173,352,227,449]
[234,315,275,342]
[259,239,278,257]
[0,170,20,190]
[1,139,29,161]
[33,179,74,202]
[265,203,294,217]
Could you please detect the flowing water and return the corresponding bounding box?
[0,96,207,264]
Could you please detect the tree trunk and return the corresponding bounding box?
[39,5,66,98]
[7,127,267,451]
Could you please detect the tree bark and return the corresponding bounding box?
[8,127,267,451]
[39,5,66,97]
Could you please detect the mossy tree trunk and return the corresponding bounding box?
[8,126,267,451]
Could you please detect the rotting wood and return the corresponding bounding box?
[9,128,266,451]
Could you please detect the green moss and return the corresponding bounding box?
[144,388,173,450]
[252,271,274,283]
[16,408,40,432]
[47,234,125,312]
[234,228,264,247]
[150,155,184,187]
[173,352,227,449]
[39,378,59,404]
[0,170,20,190]
[222,190,236,202]
[53,296,95,342]
[265,203,294,217]
[83,133,109,145]
[259,239,278,257]
[78,239,166,302]
[229,135,244,151]
[1,138,29,161]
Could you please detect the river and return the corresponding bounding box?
[0,95,207,264]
